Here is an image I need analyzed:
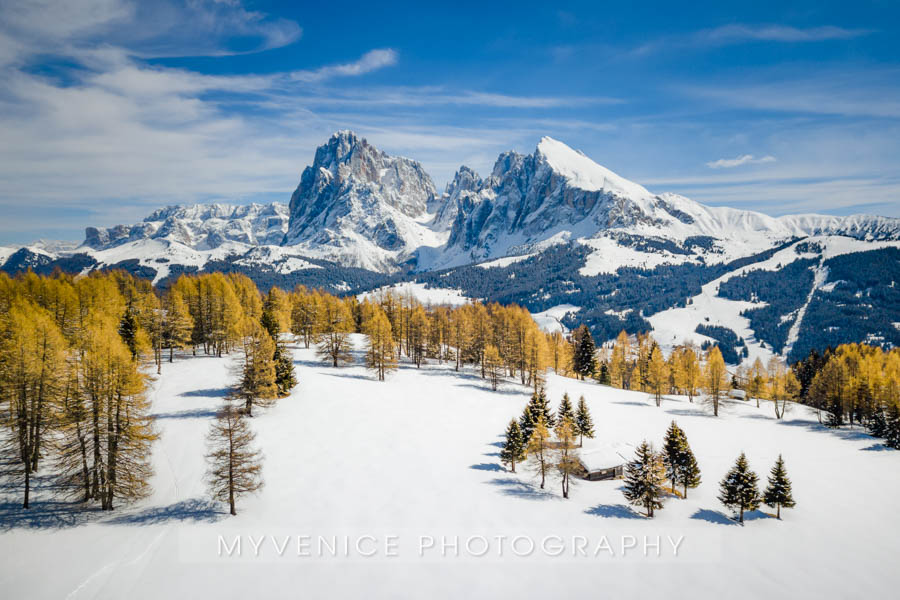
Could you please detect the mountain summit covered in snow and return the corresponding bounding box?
[3,131,900,364]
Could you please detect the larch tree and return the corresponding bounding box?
[483,344,502,390]
[364,309,397,381]
[647,344,669,407]
[574,395,594,447]
[205,404,263,516]
[704,346,730,416]
[719,452,761,523]
[500,419,525,473]
[571,325,596,380]
[161,289,193,363]
[525,414,552,489]
[236,323,278,416]
[554,417,580,499]
[622,441,666,517]
[0,301,68,508]
[763,455,795,519]
[675,344,701,402]
[610,330,632,389]
[315,295,354,367]
[748,357,768,408]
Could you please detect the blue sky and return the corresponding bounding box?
[1,0,898,244]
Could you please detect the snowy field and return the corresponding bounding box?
[2,335,899,599]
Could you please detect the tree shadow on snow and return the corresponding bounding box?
[322,371,372,382]
[584,503,644,519]
[0,499,101,531]
[469,463,504,472]
[482,451,501,457]
[690,509,738,526]
[456,383,525,396]
[666,408,718,419]
[611,401,651,408]
[104,498,225,526]
[775,418,875,443]
[152,408,219,420]
[861,443,895,452]
[486,477,557,501]
[180,388,230,398]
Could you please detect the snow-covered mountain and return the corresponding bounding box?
[3,131,899,362]
[84,203,290,251]
[430,136,900,271]
[282,130,446,271]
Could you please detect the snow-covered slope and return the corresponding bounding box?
[3,337,900,599]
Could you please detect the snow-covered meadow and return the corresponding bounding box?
[2,335,899,599]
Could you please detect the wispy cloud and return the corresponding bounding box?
[696,24,871,44]
[290,49,398,82]
[629,23,872,58]
[706,154,776,169]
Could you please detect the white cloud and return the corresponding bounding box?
[706,154,776,169]
[290,49,398,82]
[696,24,870,44]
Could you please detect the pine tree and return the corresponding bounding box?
[554,417,580,499]
[519,404,536,446]
[596,361,611,385]
[500,419,526,473]
[622,441,666,517]
[118,302,141,360]
[574,395,595,447]
[763,455,796,519]
[719,452,761,523]
[571,325,596,380]
[884,403,900,449]
[557,392,575,424]
[661,421,701,498]
[205,404,263,516]
[272,342,297,396]
[525,414,552,489]
[868,404,887,438]
[662,421,687,493]
[530,388,555,427]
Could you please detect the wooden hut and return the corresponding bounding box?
[578,444,632,481]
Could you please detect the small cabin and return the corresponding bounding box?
[729,389,747,400]
[578,444,632,481]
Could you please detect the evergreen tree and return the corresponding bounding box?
[869,405,887,437]
[884,403,900,449]
[118,303,141,360]
[763,455,796,519]
[519,404,536,446]
[596,361,611,385]
[719,452,761,523]
[622,441,666,517]
[574,395,595,447]
[205,404,263,516]
[661,421,701,498]
[500,419,526,473]
[557,392,575,424]
[273,342,297,396]
[662,421,687,493]
[572,325,596,380]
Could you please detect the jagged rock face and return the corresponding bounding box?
[81,203,289,250]
[285,131,436,244]
[282,131,443,271]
